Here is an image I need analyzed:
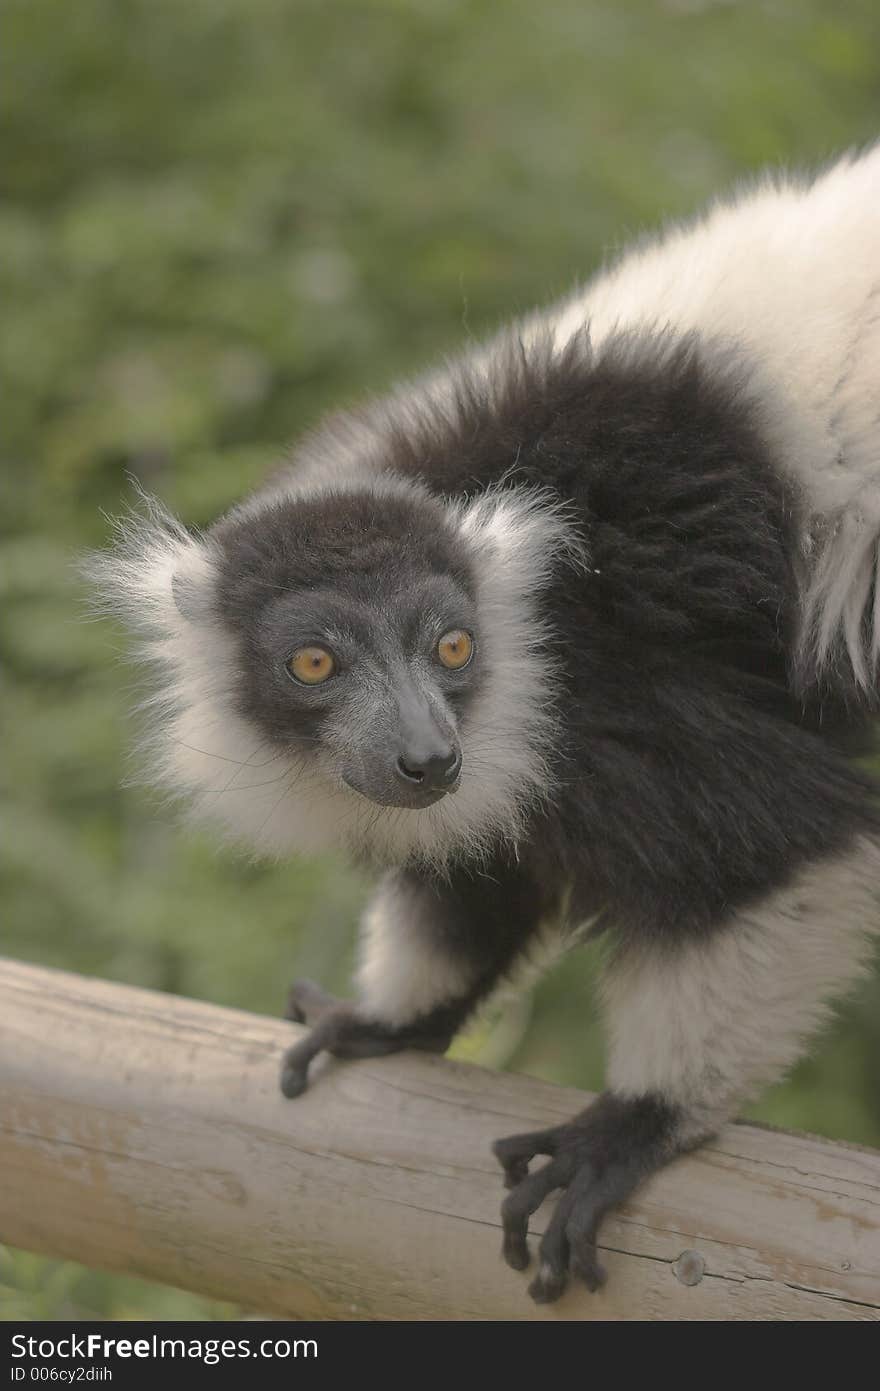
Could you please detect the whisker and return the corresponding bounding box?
[171,738,281,769]
[207,771,295,793]
[254,767,301,841]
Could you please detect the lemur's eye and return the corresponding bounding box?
[287,646,336,685]
[436,629,474,670]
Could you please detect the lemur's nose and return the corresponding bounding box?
[396,745,461,792]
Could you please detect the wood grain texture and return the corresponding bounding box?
[0,957,878,1320]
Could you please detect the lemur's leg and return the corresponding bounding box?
[495,838,880,1303]
[280,852,557,1099]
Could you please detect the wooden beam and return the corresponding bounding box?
[0,957,878,1319]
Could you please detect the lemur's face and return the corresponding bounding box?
[212,487,482,811]
[98,477,570,864]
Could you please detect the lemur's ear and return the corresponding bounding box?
[85,492,218,637]
[449,485,588,581]
[171,565,215,624]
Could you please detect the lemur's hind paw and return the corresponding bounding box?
[493,1093,687,1304]
[493,1122,607,1295]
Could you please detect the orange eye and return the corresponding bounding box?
[288,646,336,685]
[437,629,474,670]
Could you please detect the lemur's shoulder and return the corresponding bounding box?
[547,143,880,495]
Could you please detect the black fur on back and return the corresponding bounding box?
[368,328,880,938]
[389,328,799,655]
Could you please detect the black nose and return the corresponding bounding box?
[396,746,461,792]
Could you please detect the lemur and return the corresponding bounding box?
[93,146,880,1303]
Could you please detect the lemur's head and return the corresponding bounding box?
[92,472,576,868]
[210,482,479,813]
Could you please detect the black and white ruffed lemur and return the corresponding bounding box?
[93,147,880,1303]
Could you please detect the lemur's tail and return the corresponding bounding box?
[795,499,880,703]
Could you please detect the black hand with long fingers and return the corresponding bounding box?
[280,977,456,1099]
[493,1092,697,1303]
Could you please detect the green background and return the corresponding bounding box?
[3,0,880,1319]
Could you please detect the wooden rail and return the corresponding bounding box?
[0,958,878,1319]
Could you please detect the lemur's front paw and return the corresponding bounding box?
[493,1093,685,1304]
[280,979,390,1099]
[280,978,453,1100]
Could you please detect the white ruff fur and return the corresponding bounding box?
[531,144,880,689]
[602,838,880,1137]
[91,485,579,867]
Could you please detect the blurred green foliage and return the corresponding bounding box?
[2,0,880,1320]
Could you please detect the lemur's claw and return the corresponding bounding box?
[500,1223,530,1270]
[279,1049,311,1098]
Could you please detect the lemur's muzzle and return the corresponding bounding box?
[341,679,461,809]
